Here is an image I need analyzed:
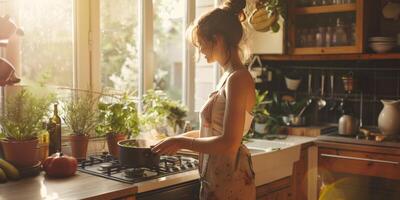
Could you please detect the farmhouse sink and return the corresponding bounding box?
[244,135,316,186]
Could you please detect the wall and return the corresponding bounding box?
[256,58,400,126]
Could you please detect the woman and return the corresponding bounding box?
[151,0,256,199]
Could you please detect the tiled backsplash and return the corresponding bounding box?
[255,59,400,126]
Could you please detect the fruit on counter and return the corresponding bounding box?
[0,168,7,183]
[0,158,20,180]
[42,152,77,178]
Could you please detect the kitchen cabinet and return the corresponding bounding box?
[287,0,366,55]
[316,141,400,199]
[256,145,311,200]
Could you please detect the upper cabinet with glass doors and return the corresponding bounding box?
[288,0,364,54]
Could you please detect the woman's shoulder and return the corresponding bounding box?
[227,68,254,87]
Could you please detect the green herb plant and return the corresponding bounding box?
[96,94,140,138]
[0,89,53,141]
[63,91,99,136]
[140,90,187,134]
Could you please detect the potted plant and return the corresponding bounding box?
[0,89,52,167]
[284,70,302,91]
[247,0,287,32]
[140,90,187,136]
[253,90,271,135]
[96,94,140,158]
[63,91,99,160]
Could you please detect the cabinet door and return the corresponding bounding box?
[288,0,365,55]
[319,147,400,179]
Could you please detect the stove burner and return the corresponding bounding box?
[124,168,145,178]
[98,162,113,171]
[78,154,198,184]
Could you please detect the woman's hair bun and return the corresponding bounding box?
[222,0,246,15]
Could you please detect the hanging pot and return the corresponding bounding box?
[248,4,279,32]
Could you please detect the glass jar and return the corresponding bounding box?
[332,18,348,46]
[325,27,333,47]
[316,26,326,47]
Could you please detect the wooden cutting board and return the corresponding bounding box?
[284,125,337,137]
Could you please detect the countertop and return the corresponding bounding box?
[0,169,200,200]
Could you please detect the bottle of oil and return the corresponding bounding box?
[48,103,62,155]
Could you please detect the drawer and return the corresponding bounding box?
[318,148,400,180]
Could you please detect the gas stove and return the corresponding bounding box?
[78,152,199,184]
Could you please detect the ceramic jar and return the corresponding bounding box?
[378,100,400,135]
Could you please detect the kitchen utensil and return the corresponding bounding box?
[308,72,312,95]
[297,98,313,118]
[317,74,326,110]
[342,72,354,93]
[118,139,160,168]
[328,75,337,111]
[338,115,359,135]
[282,114,306,126]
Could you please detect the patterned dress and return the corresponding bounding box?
[198,70,256,200]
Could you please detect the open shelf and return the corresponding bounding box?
[259,53,400,61]
[293,3,357,15]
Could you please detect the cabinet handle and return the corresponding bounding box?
[320,153,400,165]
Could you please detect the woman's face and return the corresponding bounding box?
[198,37,216,63]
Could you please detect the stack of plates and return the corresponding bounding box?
[369,37,396,53]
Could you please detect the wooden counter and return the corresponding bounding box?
[0,171,137,200]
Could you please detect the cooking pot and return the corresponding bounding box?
[118,139,160,169]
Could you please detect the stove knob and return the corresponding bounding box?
[186,163,194,168]
[172,166,181,172]
[181,165,187,170]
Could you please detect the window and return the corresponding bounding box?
[18,0,74,87]
[1,0,221,120]
[153,0,184,101]
[100,0,139,92]
[194,0,220,112]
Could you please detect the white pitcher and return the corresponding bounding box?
[378,100,400,135]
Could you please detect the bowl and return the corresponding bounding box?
[282,114,306,126]
[369,42,396,53]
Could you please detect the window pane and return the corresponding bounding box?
[194,0,217,111]
[18,0,74,87]
[100,0,139,93]
[153,0,184,101]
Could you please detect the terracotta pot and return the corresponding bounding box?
[106,133,127,158]
[69,135,89,160]
[0,138,39,168]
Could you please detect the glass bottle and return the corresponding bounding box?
[48,103,62,155]
[325,27,333,47]
[316,26,326,47]
[332,18,347,46]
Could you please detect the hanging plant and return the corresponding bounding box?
[247,0,287,33]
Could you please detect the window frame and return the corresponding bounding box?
[3,0,220,120]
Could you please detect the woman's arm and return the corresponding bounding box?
[152,70,254,156]
[180,130,200,138]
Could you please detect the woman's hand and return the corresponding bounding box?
[151,136,186,155]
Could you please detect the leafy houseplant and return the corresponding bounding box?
[250,90,285,138]
[140,90,187,136]
[0,89,52,167]
[63,91,99,160]
[96,94,140,158]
